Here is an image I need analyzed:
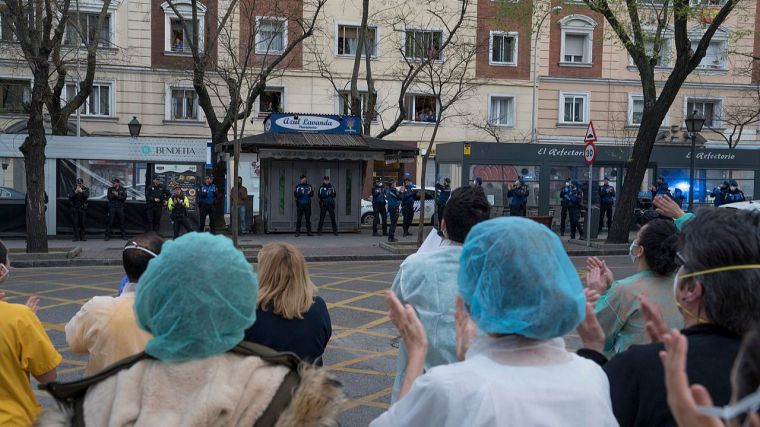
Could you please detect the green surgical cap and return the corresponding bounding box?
[458,217,585,339]
[135,232,257,361]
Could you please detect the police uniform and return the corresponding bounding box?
[105,179,127,240]
[723,180,746,204]
[598,180,615,232]
[145,178,169,233]
[294,176,314,236]
[401,179,416,236]
[386,185,402,242]
[651,178,673,200]
[559,180,571,236]
[507,180,529,217]
[198,176,218,233]
[167,191,192,238]
[567,181,584,240]
[710,181,729,207]
[68,179,90,241]
[372,179,387,236]
[318,177,338,235]
[435,179,451,227]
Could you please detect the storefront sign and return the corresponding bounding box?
[259,148,380,161]
[686,151,737,161]
[129,139,207,162]
[265,113,361,135]
[536,147,585,158]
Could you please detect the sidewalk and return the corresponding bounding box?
[4,227,632,267]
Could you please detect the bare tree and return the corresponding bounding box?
[4,0,111,252]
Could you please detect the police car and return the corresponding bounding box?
[361,187,437,225]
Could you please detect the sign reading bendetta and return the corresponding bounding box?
[265,113,361,135]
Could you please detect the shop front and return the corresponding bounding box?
[436,142,760,216]
[0,134,208,236]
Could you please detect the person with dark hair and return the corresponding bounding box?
[598,177,615,233]
[651,176,673,200]
[386,180,402,243]
[145,175,169,234]
[723,179,746,204]
[507,177,529,217]
[167,186,193,239]
[435,177,451,228]
[586,219,682,356]
[69,177,90,241]
[65,233,164,375]
[197,175,218,234]
[372,177,387,237]
[577,208,760,427]
[559,178,572,236]
[105,178,127,241]
[317,176,338,236]
[389,186,491,402]
[294,175,314,237]
[710,181,729,207]
[230,176,249,235]
[568,180,584,239]
[401,176,417,236]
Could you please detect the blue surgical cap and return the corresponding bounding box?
[135,233,258,362]
[458,217,585,339]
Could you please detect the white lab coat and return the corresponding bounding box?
[371,335,619,427]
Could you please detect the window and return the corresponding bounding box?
[691,39,727,70]
[65,82,112,116]
[559,15,596,65]
[336,24,377,57]
[660,168,753,205]
[0,79,31,113]
[404,29,443,61]
[162,1,205,54]
[404,94,438,123]
[469,164,541,208]
[257,88,284,117]
[168,87,199,120]
[689,0,726,6]
[489,31,517,65]
[1,12,17,42]
[645,38,672,67]
[488,96,514,126]
[64,12,111,47]
[255,17,287,54]
[629,95,644,125]
[686,98,722,128]
[337,91,377,121]
[559,92,589,124]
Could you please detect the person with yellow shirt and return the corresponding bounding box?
[0,241,61,426]
[167,186,193,239]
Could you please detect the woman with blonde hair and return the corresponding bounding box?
[245,242,332,364]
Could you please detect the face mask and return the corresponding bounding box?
[514,181,520,186]
[628,241,639,264]
[673,263,760,323]
[731,186,737,191]
[565,182,570,187]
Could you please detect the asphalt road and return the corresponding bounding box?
[2,255,637,426]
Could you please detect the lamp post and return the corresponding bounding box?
[685,111,705,212]
[128,116,142,138]
[531,6,562,143]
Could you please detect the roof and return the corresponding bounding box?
[229,132,418,153]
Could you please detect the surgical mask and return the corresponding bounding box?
[731,186,738,191]
[628,241,639,264]
[565,182,570,187]
[672,263,760,323]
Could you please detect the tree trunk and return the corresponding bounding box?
[416,122,441,245]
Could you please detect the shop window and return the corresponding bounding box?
[65,82,113,117]
[404,94,438,123]
[257,88,284,117]
[57,159,145,201]
[168,87,199,120]
[0,158,26,195]
[404,28,443,61]
[337,90,377,121]
[162,1,206,54]
[64,12,112,47]
[686,97,722,128]
[0,79,31,114]
[469,164,540,209]
[437,163,461,189]
[336,24,377,57]
[488,96,515,127]
[345,168,352,215]
[660,168,754,204]
[255,17,287,54]
[559,15,596,65]
[559,91,589,124]
[489,31,517,66]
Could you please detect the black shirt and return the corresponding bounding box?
[244,296,331,365]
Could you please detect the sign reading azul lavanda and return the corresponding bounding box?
[265,113,361,135]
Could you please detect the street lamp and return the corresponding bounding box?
[531,5,562,143]
[685,110,705,212]
[128,116,142,138]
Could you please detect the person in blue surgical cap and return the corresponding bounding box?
[371,217,618,427]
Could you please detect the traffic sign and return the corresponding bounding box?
[584,121,598,142]
[583,141,597,165]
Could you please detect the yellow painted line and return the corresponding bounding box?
[41,322,65,332]
[339,387,393,412]
[326,344,389,355]
[330,305,387,316]
[57,366,86,375]
[328,349,397,370]
[333,316,391,340]
[60,359,87,367]
[328,366,396,377]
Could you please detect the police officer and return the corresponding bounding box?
[145,175,169,233]
[559,178,571,236]
[105,178,127,241]
[197,175,217,233]
[317,176,338,236]
[650,176,673,199]
[435,177,451,228]
[507,177,529,217]
[167,186,192,238]
[473,176,483,187]
[568,180,584,240]
[372,177,387,237]
[68,178,89,241]
[401,176,417,236]
[386,180,402,243]
[294,175,314,237]
[723,179,746,204]
[710,180,729,206]
[598,177,615,233]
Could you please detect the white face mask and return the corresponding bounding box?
[629,241,639,264]
[565,182,570,187]
[514,181,520,186]
[730,186,737,191]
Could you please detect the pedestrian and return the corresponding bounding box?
[38,233,344,425]
[585,219,682,356]
[568,180,584,239]
[230,176,249,235]
[389,185,490,402]
[401,176,416,236]
[598,177,615,233]
[651,176,673,199]
[722,179,746,204]
[673,187,685,208]
[244,242,331,365]
[386,180,402,243]
[145,175,169,234]
[710,181,728,207]
[167,186,193,239]
[68,177,89,241]
[65,233,163,375]
[506,177,529,217]
[0,241,61,426]
[434,177,451,228]
[372,177,387,237]
[372,217,618,426]
[317,176,338,236]
[559,178,571,236]
[294,174,314,237]
[197,175,217,233]
[105,178,127,241]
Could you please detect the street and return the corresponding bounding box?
[2,255,636,426]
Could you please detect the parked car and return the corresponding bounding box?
[361,187,436,225]
[718,200,759,211]
[0,186,26,200]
